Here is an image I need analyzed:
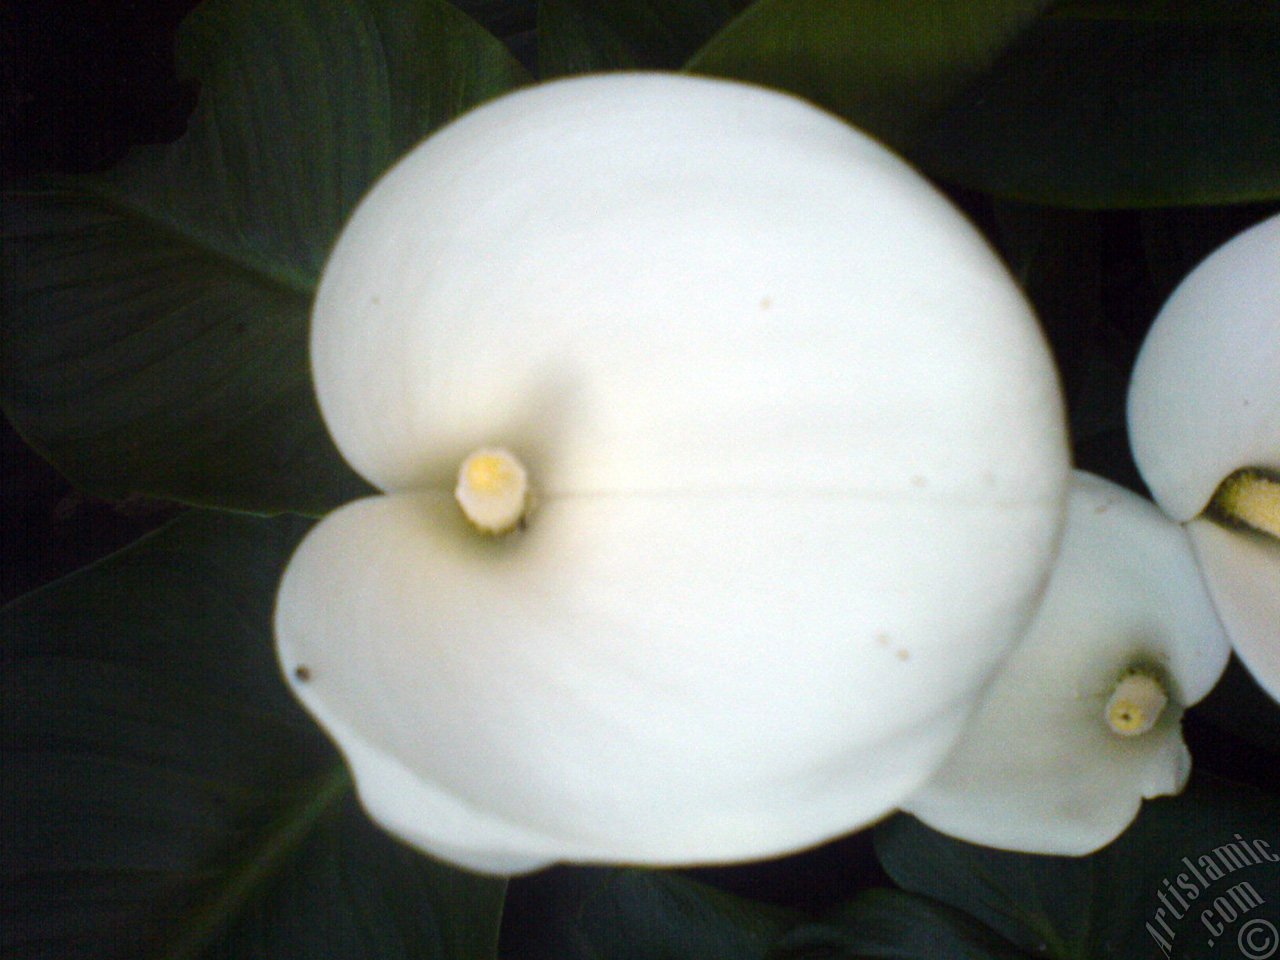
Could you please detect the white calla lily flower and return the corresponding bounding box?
[1127,213,1280,702]
[902,471,1230,856]
[274,73,1069,875]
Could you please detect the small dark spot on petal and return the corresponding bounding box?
[896,649,910,661]
[294,665,311,682]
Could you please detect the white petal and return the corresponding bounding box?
[311,73,1067,509]
[902,472,1230,855]
[1187,518,1280,703]
[275,486,1064,872]
[284,73,1072,873]
[1127,213,1280,521]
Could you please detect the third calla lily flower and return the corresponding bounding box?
[1128,212,1280,704]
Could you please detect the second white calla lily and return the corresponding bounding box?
[1128,212,1280,703]
[902,471,1230,855]
[274,73,1070,874]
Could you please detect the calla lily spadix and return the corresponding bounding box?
[274,73,1070,875]
[901,471,1230,855]
[1127,212,1280,703]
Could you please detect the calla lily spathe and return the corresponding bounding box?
[274,73,1070,874]
[1127,213,1280,703]
[901,471,1230,855]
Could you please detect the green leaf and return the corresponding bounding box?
[0,510,506,960]
[503,867,797,959]
[1,0,530,515]
[875,775,1280,960]
[771,888,1033,960]
[911,7,1280,207]
[536,0,750,76]
[686,0,1056,151]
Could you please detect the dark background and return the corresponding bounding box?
[2,0,200,603]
